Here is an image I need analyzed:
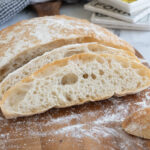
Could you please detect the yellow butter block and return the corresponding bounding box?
[122,0,137,3]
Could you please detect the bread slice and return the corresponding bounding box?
[0,42,139,101]
[0,15,134,82]
[122,108,150,139]
[1,53,150,119]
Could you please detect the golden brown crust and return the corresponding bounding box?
[122,107,150,139]
[0,15,134,52]
[0,15,134,65]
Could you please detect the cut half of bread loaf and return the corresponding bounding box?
[122,108,150,139]
[0,15,134,82]
[0,42,139,101]
[1,53,150,119]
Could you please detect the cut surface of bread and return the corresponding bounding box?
[1,53,150,119]
[0,15,134,82]
[122,108,150,139]
[0,42,139,101]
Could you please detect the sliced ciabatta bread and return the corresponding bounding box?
[122,108,150,139]
[0,42,139,101]
[0,15,134,82]
[1,53,150,119]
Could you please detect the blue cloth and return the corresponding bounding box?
[0,0,30,25]
[0,0,90,25]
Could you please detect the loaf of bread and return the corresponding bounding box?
[122,108,150,139]
[0,42,138,101]
[1,53,150,119]
[0,15,134,82]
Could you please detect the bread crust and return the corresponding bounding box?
[1,53,150,119]
[0,15,134,57]
[122,107,150,139]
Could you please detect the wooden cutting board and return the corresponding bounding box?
[0,50,150,150]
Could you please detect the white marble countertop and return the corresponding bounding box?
[0,3,150,62]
